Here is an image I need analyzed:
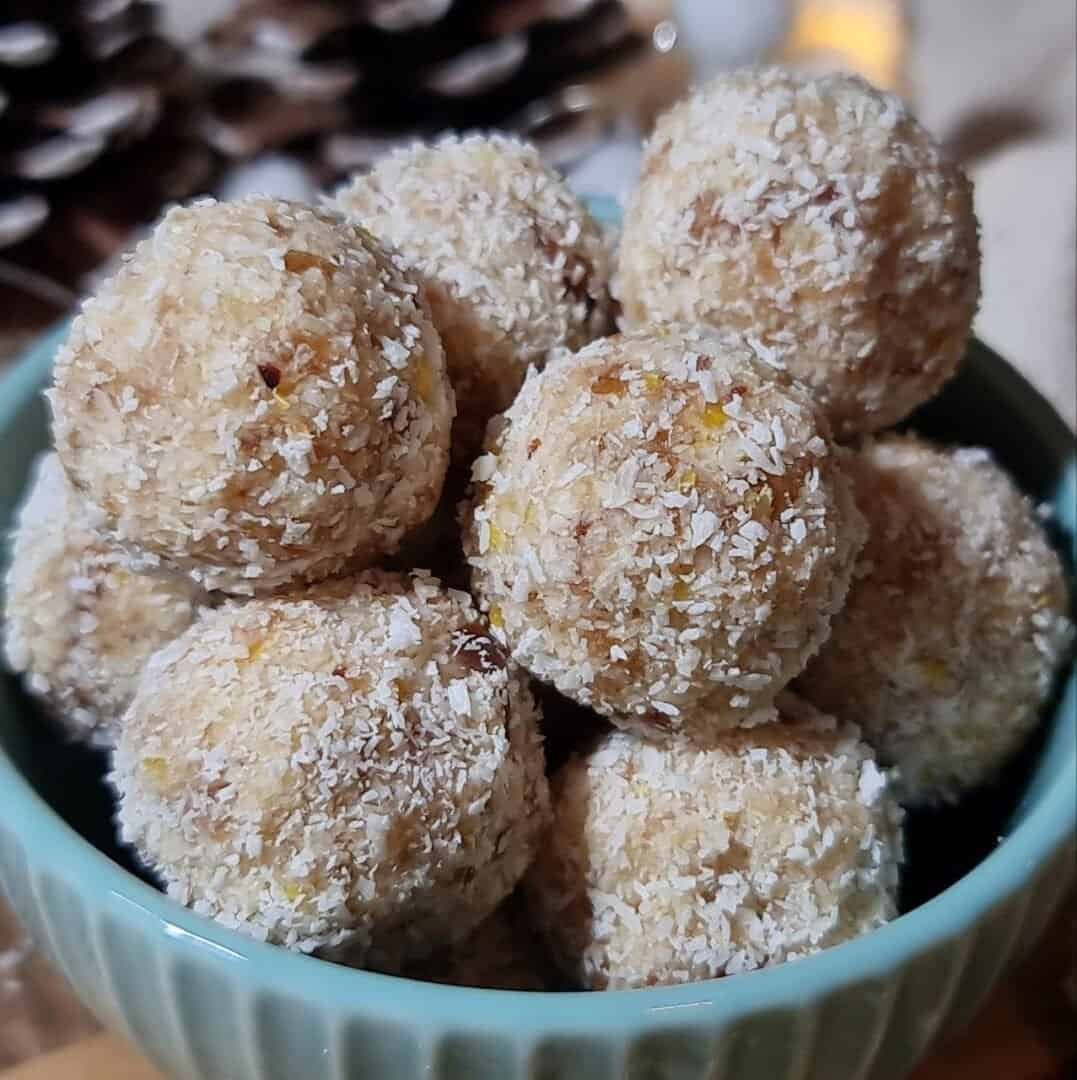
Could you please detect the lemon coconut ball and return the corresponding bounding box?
[334,134,613,460]
[614,68,980,439]
[464,326,865,743]
[3,453,205,746]
[524,694,904,990]
[112,572,549,963]
[798,435,1073,806]
[50,197,454,595]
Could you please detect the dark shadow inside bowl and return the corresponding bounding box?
[0,679,157,886]
[0,337,1074,924]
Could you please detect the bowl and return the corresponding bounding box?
[0,324,1073,1080]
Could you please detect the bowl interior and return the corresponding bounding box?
[0,325,1074,992]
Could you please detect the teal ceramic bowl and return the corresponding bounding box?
[0,324,1074,1080]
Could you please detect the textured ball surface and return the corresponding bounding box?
[3,453,204,746]
[524,695,903,990]
[334,134,613,460]
[464,326,865,741]
[614,68,980,438]
[50,197,453,595]
[112,572,549,960]
[797,435,1073,806]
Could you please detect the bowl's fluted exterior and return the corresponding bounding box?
[0,812,1073,1080]
[0,325,1074,1080]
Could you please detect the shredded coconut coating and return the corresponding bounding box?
[797,435,1074,806]
[614,68,980,439]
[393,896,558,990]
[524,694,903,990]
[49,197,454,595]
[333,134,613,461]
[463,326,865,742]
[2,453,205,746]
[111,571,550,961]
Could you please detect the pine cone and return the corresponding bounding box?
[0,1,214,284]
[197,0,646,182]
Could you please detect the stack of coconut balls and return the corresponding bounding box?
[5,69,1073,992]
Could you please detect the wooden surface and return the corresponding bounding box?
[1,898,1074,1079]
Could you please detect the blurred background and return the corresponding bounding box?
[1,0,1074,423]
[0,0,1074,1073]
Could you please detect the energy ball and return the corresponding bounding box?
[3,453,204,746]
[798,435,1074,806]
[333,134,612,461]
[50,196,453,595]
[524,695,903,990]
[463,326,865,742]
[614,68,980,439]
[112,572,549,962]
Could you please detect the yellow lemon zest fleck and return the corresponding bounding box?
[246,639,264,663]
[142,757,167,784]
[489,605,504,629]
[489,522,508,553]
[678,468,697,493]
[272,388,291,410]
[702,404,729,430]
[643,373,663,393]
[282,881,305,903]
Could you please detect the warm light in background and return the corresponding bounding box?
[623,1,909,97]
[784,0,907,91]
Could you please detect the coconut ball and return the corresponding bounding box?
[112,571,549,961]
[333,134,613,461]
[395,897,558,990]
[3,453,205,746]
[50,196,454,595]
[614,68,980,439]
[524,694,904,990]
[463,326,865,742]
[797,435,1074,806]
